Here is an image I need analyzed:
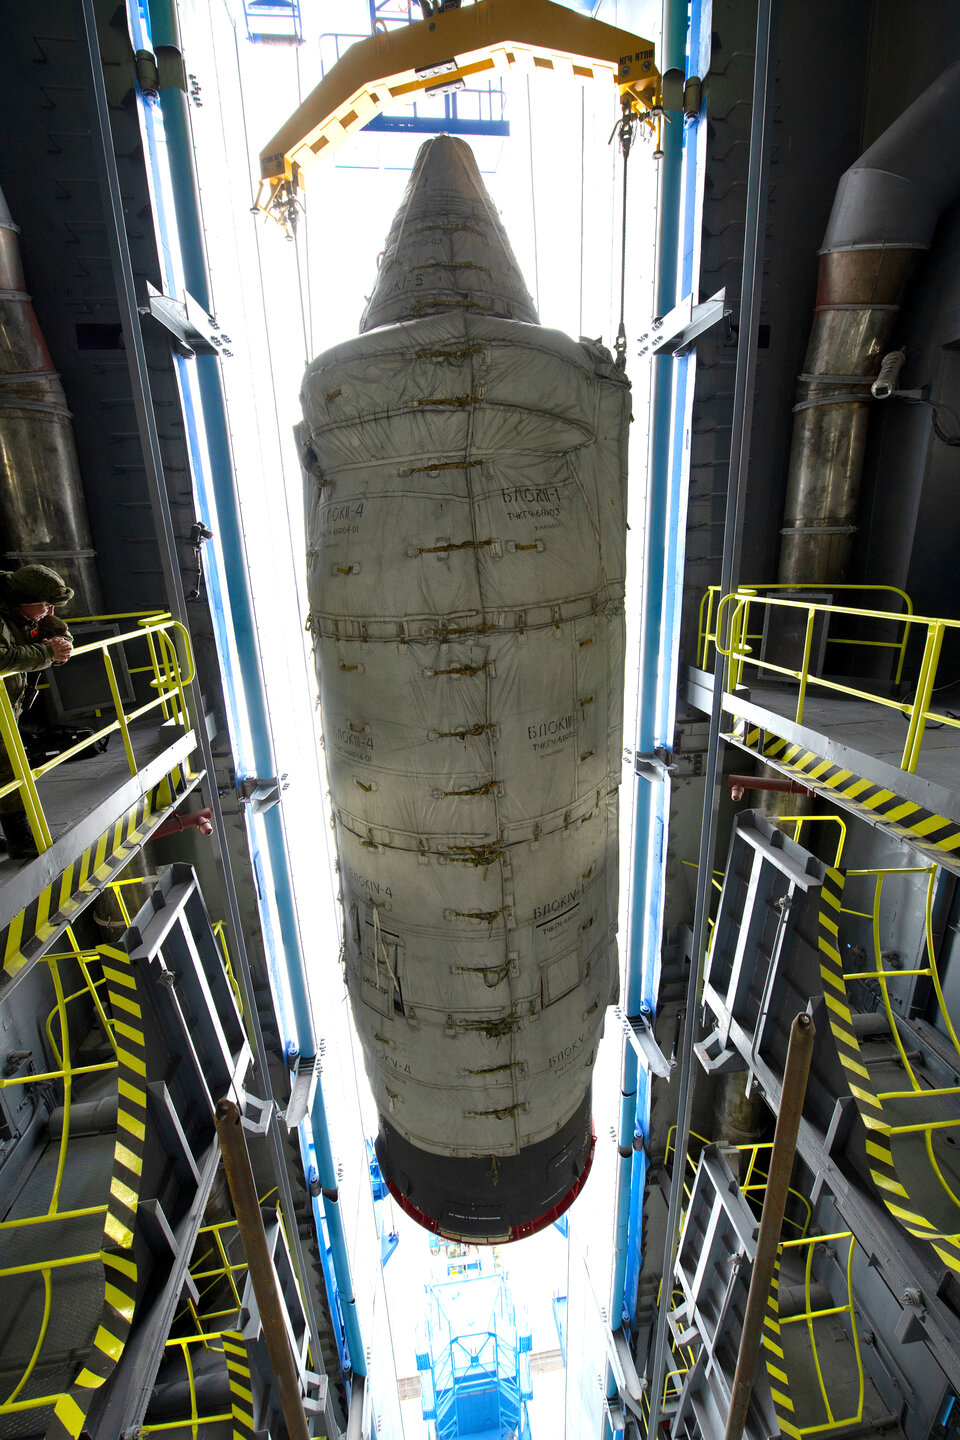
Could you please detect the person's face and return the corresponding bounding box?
[17,601,54,622]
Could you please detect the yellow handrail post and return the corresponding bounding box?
[699,588,716,669]
[733,596,746,689]
[901,620,946,773]
[0,683,53,852]
[102,649,138,776]
[171,625,194,727]
[143,628,173,723]
[795,606,817,726]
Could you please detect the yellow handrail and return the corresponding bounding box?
[777,1232,863,1435]
[839,866,960,1195]
[139,1335,235,1437]
[711,590,960,773]
[0,942,121,1414]
[44,945,119,1066]
[769,814,848,869]
[663,1128,811,1235]
[0,612,195,854]
[212,921,244,1019]
[699,583,914,679]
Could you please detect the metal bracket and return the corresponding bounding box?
[615,1006,674,1080]
[285,1054,321,1129]
[609,1327,647,1421]
[693,1026,749,1077]
[301,1373,330,1414]
[604,1398,628,1431]
[237,773,288,815]
[641,287,728,358]
[238,1089,277,1136]
[634,747,677,781]
[140,279,234,359]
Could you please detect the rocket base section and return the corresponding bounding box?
[376,1090,594,1243]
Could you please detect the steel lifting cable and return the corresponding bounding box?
[295,45,314,361]
[292,223,312,367]
[611,101,636,372]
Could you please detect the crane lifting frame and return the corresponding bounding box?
[257,0,659,219]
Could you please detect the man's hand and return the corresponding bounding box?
[48,636,73,664]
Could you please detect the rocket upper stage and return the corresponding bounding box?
[360,135,539,330]
[300,136,630,1242]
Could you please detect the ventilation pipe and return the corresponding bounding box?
[779,61,960,584]
[0,184,102,611]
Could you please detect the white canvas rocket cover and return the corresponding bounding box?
[299,139,629,1166]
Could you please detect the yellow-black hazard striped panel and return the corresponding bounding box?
[3,764,198,981]
[762,1256,800,1440]
[45,946,145,1440]
[223,1330,256,1440]
[817,866,960,1277]
[731,722,960,875]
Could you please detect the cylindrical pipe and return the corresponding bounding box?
[48,1095,119,1136]
[712,1073,765,1148]
[779,61,960,584]
[728,774,813,801]
[722,1012,815,1440]
[308,1089,361,1362]
[148,1368,231,1421]
[215,1099,311,1440]
[871,349,906,400]
[152,805,214,838]
[0,185,102,612]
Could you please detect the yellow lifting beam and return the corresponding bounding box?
[257,0,659,221]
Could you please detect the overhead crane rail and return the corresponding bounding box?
[256,0,660,225]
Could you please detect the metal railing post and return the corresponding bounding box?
[901,620,946,772]
[795,606,816,725]
[102,649,137,775]
[0,684,53,850]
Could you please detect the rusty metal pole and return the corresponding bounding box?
[723,1012,815,1440]
[215,1099,312,1440]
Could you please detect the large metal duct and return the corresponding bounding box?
[779,61,960,584]
[0,184,101,611]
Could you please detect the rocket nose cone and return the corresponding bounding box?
[359,134,539,331]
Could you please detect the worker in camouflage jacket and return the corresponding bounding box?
[0,564,74,858]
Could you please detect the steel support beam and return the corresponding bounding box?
[75,5,342,1418]
[646,1,779,1431]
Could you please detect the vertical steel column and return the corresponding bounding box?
[216,1099,312,1440]
[723,1013,815,1440]
[646,1,779,1433]
[610,0,688,1349]
[75,2,353,1412]
[141,0,365,1385]
[144,0,317,1053]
